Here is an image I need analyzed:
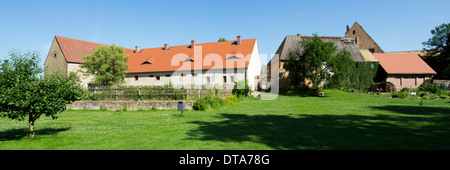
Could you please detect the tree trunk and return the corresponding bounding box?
[29,113,35,138]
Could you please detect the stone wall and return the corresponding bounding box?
[67,100,194,111]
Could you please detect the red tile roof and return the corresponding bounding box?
[55,36,117,63]
[372,53,436,74]
[54,36,256,73]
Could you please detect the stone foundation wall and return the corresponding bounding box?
[67,100,194,111]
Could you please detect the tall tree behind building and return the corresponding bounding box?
[422,22,450,79]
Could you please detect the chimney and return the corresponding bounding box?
[236,35,241,45]
[297,33,302,37]
[135,46,141,53]
[191,40,195,49]
[346,25,349,33]
[164,44,169,50]
[355,37,359,48]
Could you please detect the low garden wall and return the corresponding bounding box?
[67,100,195,111]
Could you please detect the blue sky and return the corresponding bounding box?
[1,0,449,66]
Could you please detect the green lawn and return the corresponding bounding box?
[1,90,449,150]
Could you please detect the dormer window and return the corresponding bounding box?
[141,61,152,65]
[227,55,241,60]
[184,58,194,62]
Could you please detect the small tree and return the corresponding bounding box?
[0,50,82,138]
[218,38,228,42]
[81,45,129,86]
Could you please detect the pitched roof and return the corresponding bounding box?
[54,35,257,73]
[275,35,365,62]
[55,36,118,63]
[372,53,436,74]
[345,22,384,53]
[125,39,256,73]
[359,49,378,62]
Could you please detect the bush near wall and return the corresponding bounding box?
[350,62,379,90]
[349,62,379,90]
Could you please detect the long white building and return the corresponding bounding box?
[45,35,261,89]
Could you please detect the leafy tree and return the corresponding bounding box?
[81,45,129,86]
[218,38,228,42]
[422,22,450,79]
[0,50,82,138]
[284,34,354,92]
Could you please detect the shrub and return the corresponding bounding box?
[233,80,252,97]
[392,92,409,98]
[401,88,411,92]
[193,93,225,111]
[224,95,240,104]
[193,99,209,111]
[419,82,441,93]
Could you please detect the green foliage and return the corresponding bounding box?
[419,82,442,93]
[232,80,252,97]
[218,38,228,42]
[193,93,243,111]
[193,98,210,111]
[401,87,411,92]
[422,22,450,50]
[422,22,450,79]
[224,95,240,104]
[392,92,410,98]
[326,49,354,89]
[81,45,129,86]
[284,34,356,91]
[0,50,82,137]
[348,62,379,90]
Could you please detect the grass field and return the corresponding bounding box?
[1,90,449,150]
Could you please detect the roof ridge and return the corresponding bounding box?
[139,38,257,50]
[55,35,133,50]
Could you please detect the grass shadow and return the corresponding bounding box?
[277,89,329,98]
[0,127,71,141]
[369,105,450,116]
[186,110,450,149]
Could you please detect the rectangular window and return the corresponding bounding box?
[149,75,154,78]
[166,74,171,77]
[134,75,139,81]
[230,76,235,82]
[369,48,375,53]
[192,73,197,77]
[223,76,227,83]
[206,76,210,83]
[156,76,160,80]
